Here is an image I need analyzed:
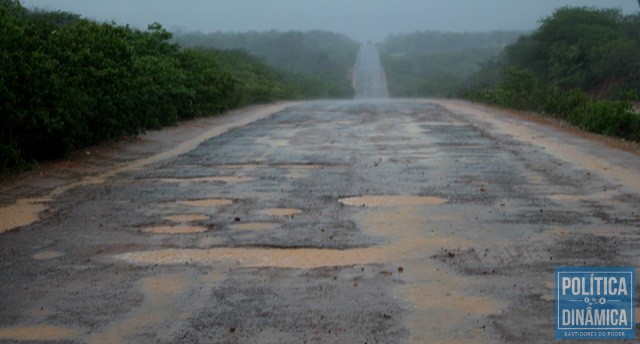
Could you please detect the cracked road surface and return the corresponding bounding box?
[1,98,640,343]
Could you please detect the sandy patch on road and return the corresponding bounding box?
[0,198,49,234]
[0,324,79,341]
[164,214,209,223]
[33,250,64,260]
[143,226,209,235]
[256,208,303,217]
[232,222,280,231]
[116,200,499,342]
[117,246,390,269]
[90,272,215,344]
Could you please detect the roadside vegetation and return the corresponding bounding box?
[172,30,359,98]
[378,31,521,97]
[462,7,640,142]
[0,1,356,174]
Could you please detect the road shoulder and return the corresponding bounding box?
[0,102,297,233]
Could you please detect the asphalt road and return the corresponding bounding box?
[354,43,389,99]
[1,48,640,343]
[1,98,640,343]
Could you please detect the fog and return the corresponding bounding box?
[20,0,639,41]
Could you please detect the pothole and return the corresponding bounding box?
[257,208,302,216]
[177,199,233,207]
[143,226,209,234]
[163,215,209,223]
[0,324,78,341]
[116,246,387,269]
[339,195,447,207]
[232,222,280,231]
[0,198,50,234]
[33,251,64,260]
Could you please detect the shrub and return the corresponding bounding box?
[0,2,351,175]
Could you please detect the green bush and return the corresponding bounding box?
[541,88,590,118]
[0,2,349,175]
[574,101,639,140]
[462,7,640,143]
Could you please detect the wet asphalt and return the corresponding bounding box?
[0,98,639,343]
[1,45,640,343]
[354,43,389,99]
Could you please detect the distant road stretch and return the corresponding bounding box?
[354,43,389,99]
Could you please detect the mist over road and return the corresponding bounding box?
[354,43,389,99]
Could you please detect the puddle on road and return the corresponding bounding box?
[0,198,50,234]
[33,250,64,260]
[257,208,302,217]
[339,195,446,207]
[0,324,78,341]
[116,205,500,343]
[117,246,391,269]
[116,194,498,342]
[177,199,233,207]
[232,222,280,231]
[164,214,209,223]
[404,284,501,344]
[158,176,255,185]
[143,226,209,234]
[355,206,500,343]
[91,272,202,344]
[116,208,469,270]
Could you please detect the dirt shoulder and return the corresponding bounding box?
[436,99,640,196]
[441,99,640,156]
[0,102,297,232]
[0,102,296,204]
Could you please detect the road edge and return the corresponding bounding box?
[0,101,298,234]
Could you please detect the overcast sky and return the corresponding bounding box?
[20,0,640,41]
